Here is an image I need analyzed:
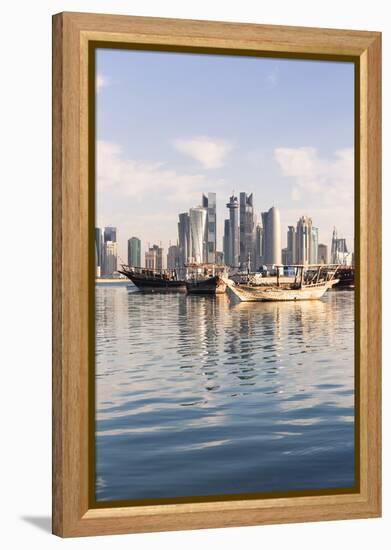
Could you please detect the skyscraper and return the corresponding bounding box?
[310,227,319,264]
[102,226,117,276]
[104,226,117,243]
[318,243,328,264]
[127,237,141,267]
[223,219,231,267]
[177,212,190,267]
[102,241,118,277]
[145,244,163,270]
[331,228,352,265]
[281,248,289,265]
[287,226,296,265]
[226,194,239,268]
[95,227,103,277]
[254,223,263,269]
[261,206,282,265]
[296,216,312,264]
[189,206,207,264]
[167,245,180,270]
[216,251,224,265]
[239,192,255,269]
[202,192,217,264]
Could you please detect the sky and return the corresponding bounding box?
[96,48,355,266]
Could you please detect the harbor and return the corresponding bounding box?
[116,263,351,301]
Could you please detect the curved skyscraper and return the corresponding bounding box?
[261,206,281,265]
[189,206,207,264]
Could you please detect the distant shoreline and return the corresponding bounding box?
[96,278,130,284]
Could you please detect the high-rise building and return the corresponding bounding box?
[261,206,282,265]
[104,226,117,243]
[156,246,163,270]
[189,206,207,264]
[202,192,217,264]
[223,219,231,267]
[310,227,319,264]
[254,223,263,269]
[216,251,224,265]
[127,236,141,267]
[102,241,117,277]
[145,249,156,270]
[226,194,239,268]
[167,245,180,270]
[296,216,312,264]
[145,244,163,270]
[95,227,103,277]
[177,212,190,267]
[331,228,353,265]
[281,248,289,265]
[318,243,328,264]
[239,192,255,269]
[287,226,296,265]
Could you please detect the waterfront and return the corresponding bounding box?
[95,286,355,502]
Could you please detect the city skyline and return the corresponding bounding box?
[96,50,354,268]
[95,190,353,274]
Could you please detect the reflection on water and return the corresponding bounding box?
[96,286,355,501]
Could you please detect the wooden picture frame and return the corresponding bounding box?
[52,11,381,537]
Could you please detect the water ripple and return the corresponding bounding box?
[96,287,355,501]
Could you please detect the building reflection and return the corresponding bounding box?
[173,291,353,406]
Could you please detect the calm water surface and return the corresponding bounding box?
[95,286,355,502]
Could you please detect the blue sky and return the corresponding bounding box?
[96,48,354,265]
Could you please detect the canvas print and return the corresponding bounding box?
[94,48,355,504]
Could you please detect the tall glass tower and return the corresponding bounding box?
[223,219,231,266]
[95,227,103,277]
[202,192,217,264]
[189,207,207,264]
[295,216,312,264]
[310,227,319,264]
[127,237,141,267]
[261,207,282,265]
[287,226,296,265]
[226,194,239,268]
[239,192,255,269]
[104,226,117,243]
[178,212,190,267]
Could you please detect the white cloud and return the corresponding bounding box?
[274,146,354,204]
[274,146,355,248]
[97,140,224,204]
[96,73,108,91]
[173,136,233,169]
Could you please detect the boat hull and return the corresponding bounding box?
[119,270,186,292]
[186,275,227,295]
[334,267,354,289]
[226,280,336,302]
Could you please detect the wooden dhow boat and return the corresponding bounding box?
[185,263,228,295]
[186,274,227,295]
[118,265,186,292]
[224,265,340,302]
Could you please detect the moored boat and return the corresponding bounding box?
[334,266,354,289]
[186,275,227,295]
[118,265,186,292]
[185,263,228,295]
[224,265,339,302]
